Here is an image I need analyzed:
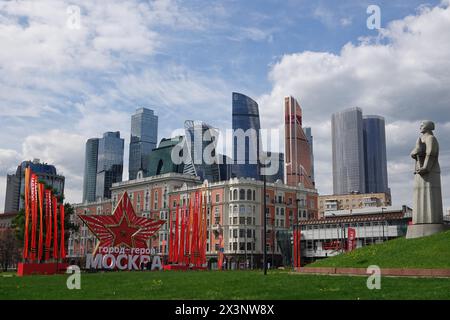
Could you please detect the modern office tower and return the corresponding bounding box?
[183,120,221,183]
[331,107,366,195]
[265,152,284,183]
[363,115,389,194]
[304,127,315,184]
[231,92,261,180]
[284,96,314,188]
[82,138,99,203]
[4,159,65,212]
[95,132,124,200]
[146,136,185,177]
[129,108,158,180]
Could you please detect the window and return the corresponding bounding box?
[239,229,245,238]
[239,205,245,214]
[239,189,245,200]
[233,229,238,238]
[216,193,220,203]
[154,191,158,210]
[247,189,252,200]
[247,217,252,225]
[253,190,256,201]
[233,189,238,200]
[247,229,252,238]
[239,217,245,225]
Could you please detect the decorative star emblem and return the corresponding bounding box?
[78,192,165,253]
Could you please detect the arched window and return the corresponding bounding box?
[247,189,252,200]
[239,189,245,200]
[233,189,238,200]
[253,190,256,201]
[233,205,238,214]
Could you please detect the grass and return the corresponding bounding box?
[1,270,450,300]
[310,230,450,269]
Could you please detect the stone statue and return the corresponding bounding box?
[407,121,447,238]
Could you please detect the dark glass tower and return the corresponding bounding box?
[363,115,389,194]
[231,92,261,180]
[129,108,158,180]
[4,159,65,212]
[96,132,124,200]
[82,138,99,203]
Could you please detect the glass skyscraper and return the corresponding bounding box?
[231,92,261,180]
[304,127,315,183]
[82,138,99,203]
[183,120,221,182]
[129,108,158,180]
[4,159,65,212]
[332,107,366,195]
[363,115,389,194]
[96,131,124,200]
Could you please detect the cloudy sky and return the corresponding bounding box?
[0,0,449,212]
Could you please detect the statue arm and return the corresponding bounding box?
[410,137,421,159]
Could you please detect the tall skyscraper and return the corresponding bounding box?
[96,132,124,200]
[331,107,366,195]
[82,138,99,203]
[231,92,261,180]
[363,115,389,193]
[4,159,65,212]
[129,107,158,180]
[183,120,221,182]
[304,127,315,184]
[284,96,314,188]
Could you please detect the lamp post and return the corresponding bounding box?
[263,171,267,275]
[381,207,387,242]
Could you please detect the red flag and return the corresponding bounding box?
[45,189,52,261]
[30,174,38,260]
[37,183,44,261]
[23,167,31,259]
[179,203,186,264]
[52,195,58,259]
[218,234,224,270]
[174,204,180,263]
[60,203,66,259]
[168,207,173,262]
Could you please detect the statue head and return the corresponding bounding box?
[420,121,435,134]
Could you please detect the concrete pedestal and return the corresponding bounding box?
[406,224,450,239]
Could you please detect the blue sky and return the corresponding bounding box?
[1,0,449,211]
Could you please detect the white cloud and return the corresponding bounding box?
[258,1,450,209]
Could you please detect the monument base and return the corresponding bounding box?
[406,223,450,239]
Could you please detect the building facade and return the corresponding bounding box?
[304,127,315,183]
[82,138,99,203]
[363,115,389,194]
[129,108,158,180]
[300,206,411,262]
[96,131,124,200]
[284,96,314,189]
[146,136,185,177]
[232,92,261,180]
[4,159,65,212]
[332,107,366,195]
[318,192,391,217]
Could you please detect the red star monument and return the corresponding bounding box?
[78,192,165,253]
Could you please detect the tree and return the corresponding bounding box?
[0,228,20,271]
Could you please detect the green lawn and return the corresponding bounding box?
[310,230,450,269]
[1,270,450,300]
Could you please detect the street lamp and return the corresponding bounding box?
[381,207,387,241]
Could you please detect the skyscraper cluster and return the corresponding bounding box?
[331,107,389,195]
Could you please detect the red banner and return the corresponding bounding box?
[52,195,58,259]
[37,183,44,261]
[30,174,38,260]
[293,228,301,268]
[23,167,31,259]
[60,203,66,259]
[45,189,52,261]
[347,227,356,252]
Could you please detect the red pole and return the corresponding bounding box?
[60,203,66,259]
[23,167,31,260]
[37,183,44,261]
[30,174,38,261]
[52,195,58,259]
[45,190,52,261]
